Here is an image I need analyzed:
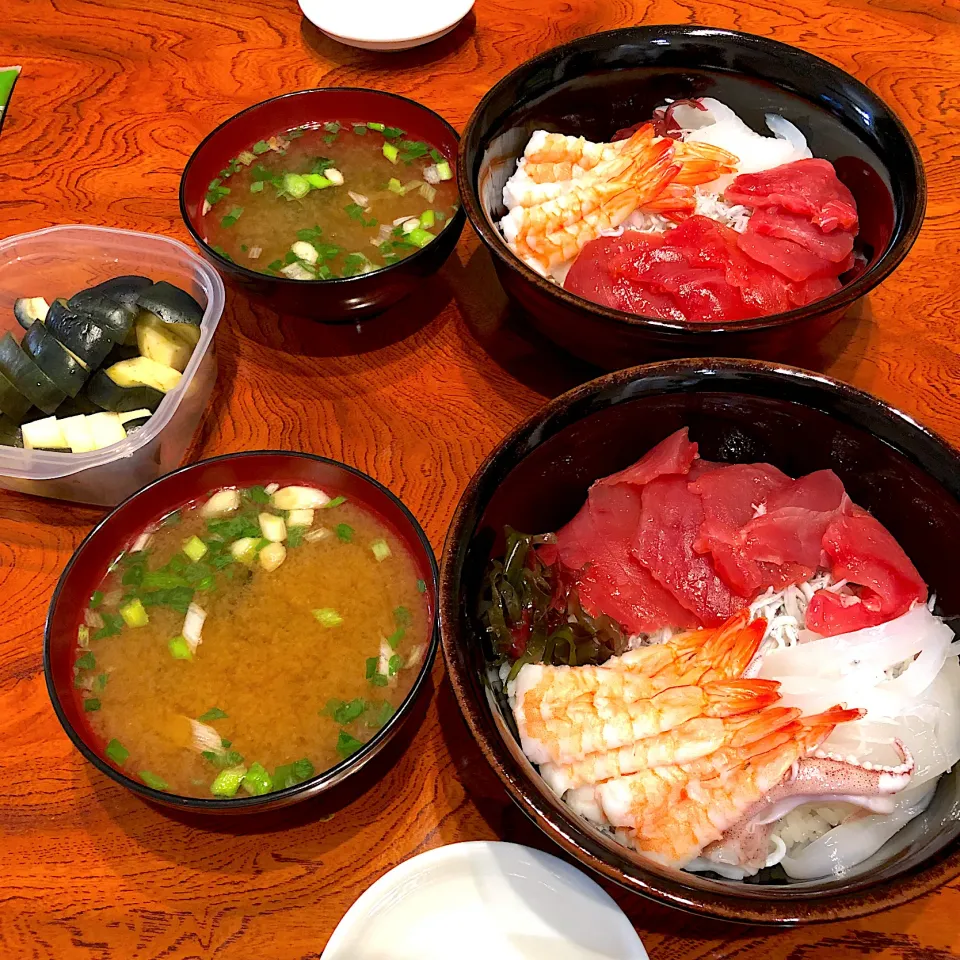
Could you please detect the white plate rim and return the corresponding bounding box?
[298,0,475,45]
[322,840,648,959]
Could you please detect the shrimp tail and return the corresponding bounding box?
[702,678,781,717]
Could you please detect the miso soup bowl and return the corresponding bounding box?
[439,359,960,923]
[181,88,466,323]
[44,451,440,813]
[460,26,925,369]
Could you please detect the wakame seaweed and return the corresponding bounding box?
[478,526,626,676]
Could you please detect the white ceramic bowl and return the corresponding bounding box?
[298,0,474,51]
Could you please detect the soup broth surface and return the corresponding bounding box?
[202,121,459,279]
[75,486,429,799]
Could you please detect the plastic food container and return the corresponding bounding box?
[0,225,224,505]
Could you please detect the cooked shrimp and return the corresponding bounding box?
[672,140,739,185]
[625,706,864,864]
[517,676,781,765]
[539,705,801,794]
[522,130,625,179]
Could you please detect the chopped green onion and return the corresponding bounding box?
[324,121,341,134]
[210,765,247,797]
[368,701,395,729]
[83,697,100,712]
[198,707,228,723]
[252,140,271,155]
[220,206,244,228]
[245,485,271,504]
[386,627,404,650]
[382,142,399,164]
[120,598,149,628]
[96,673,109,692]
[436,160,453,181]
[304,173,333,189]
[106,739,129,765]
[417,579,427,593]
[388,654,402,676]
[336,730,365,759]
[77,625,90,647]
[196,574,216,591]
[367,121,386,132]
[312,608,343,627]
[336,523,353,542]
[95,613,124,640]
[353,124,368,136]
[287,526,304,548]
[273,758,315,790]
[369,674,388,688]
[250,180,265,194]
[202,749,243,768]
[365,656,378,680]
[387,177,403,194]
[394,606,411,627]
[139,771,168,790]
[282,173,311,199]
[183,536,208,562]
[242,762,273,796]
[89,590,104,609]
[407,227,434,248]
[324,495,347,509]
[371,539,391,562]
[76,651,95,671]
[326,697,368,725]
[420,209,436,229]
[230,536,262,564]
[382,126,404,139]
[429,148,443,163]
[168,636,193,660]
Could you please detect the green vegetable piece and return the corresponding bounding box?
[312,608,343,627]
[210,765,247,797]
[365,656,378,680]
[196,574,216,591]
[89,590,104,609]
[336,730,365,759]
[394,606,411,627]
[368,701,395,729]
[141,570,189,590]
[407,227,434,248]
[417,579,427,594]
[83,697,100,712]
[386,627,404,650]
[272,758,315,790]
[369,674,388,688]
[168,636,193,660]
[94,613,124,640]
[382,126,404,139]
[353,124,367,136]
[106,739,129,765]
[242,762,273,796]
[250,181,264,193]
[76,651,95,671]
[282,173,311,199]
[287,526,304,548]
[323,121,341,134]
[336,523,353,542]
[326,697,367,725]
[387,177,403,194]
[198,707,228,723]
[324,495,347,509]
[220,206,244,228]
[96,673,109,692]
[183,536,208,562]
[436,160,453,181]
[420,209,436,229]
[161,509,182,527]
[244,484,271,504]
[252,140,270,155]
[202,749,243,768]
[371,539,391,562]
[139,771,168,790]
[304,173,333,189]
[429,148,443,163]
[120,598,149,628]
[367,122,386,132]
[382,142,399,164]
[388,654,402,676]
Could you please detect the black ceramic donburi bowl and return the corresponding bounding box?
[460,26,925,369]
[45,451,439,814]
[181,88,465,323]
[439,360,960,924]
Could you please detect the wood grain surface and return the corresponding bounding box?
[1,0,959,956]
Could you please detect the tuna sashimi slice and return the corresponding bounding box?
[724,159,859,233]
[749,207,855,263]
[633,475,748,625]
[597,427,699,488]
[806,512,928,636]
[736,230,839,283]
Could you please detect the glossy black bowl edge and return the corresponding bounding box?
[440,359,960,923]
[178,87,466,311]
[458,25,926,340]
[44,449,441,814]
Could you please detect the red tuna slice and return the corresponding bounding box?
[737,229,838,283]
[551,483,699,633]
[597,427,698,488]
[749,207,855,263]
[690,463,794,596]
[737,471,847,570]
[687,459,727,481]
[724,159,859,233]
[565,232,664,311]
[806,512,928,636]
[787,272,843,307]
[633,475,748,625]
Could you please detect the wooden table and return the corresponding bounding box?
[2,0,959,956]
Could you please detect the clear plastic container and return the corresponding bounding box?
[0,225,225,505]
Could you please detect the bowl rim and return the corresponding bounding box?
[44,449,441,812]
[458,24,927,337]
[179,86,465,288]
[297,0,475,45]
[439,357,960,923]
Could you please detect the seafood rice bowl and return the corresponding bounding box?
[499,98,864,325]
[480,428,960,883]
